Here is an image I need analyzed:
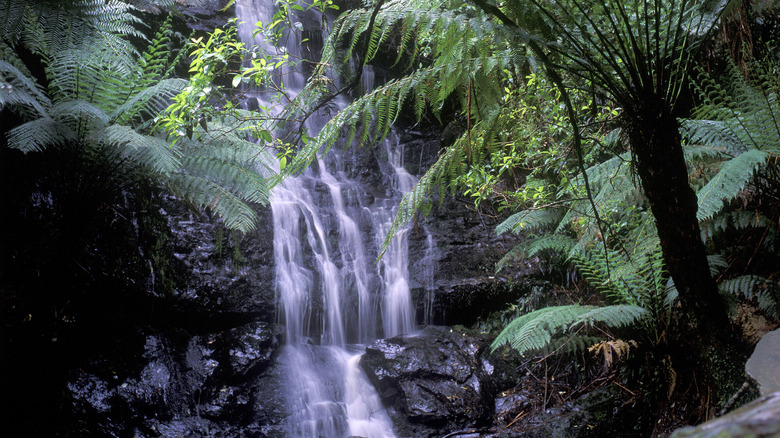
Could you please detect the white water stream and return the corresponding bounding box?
[236,1,437,436]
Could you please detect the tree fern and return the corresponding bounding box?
[166,173,260,233]
[97,124,182,174]
[0,59,50,118]
[2,0,277,232]
[6,117,76,153]
[695,148,770,222]
[682,59,780,223]
[496,208,566,235]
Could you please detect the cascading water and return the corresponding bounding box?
[235,1,436,436]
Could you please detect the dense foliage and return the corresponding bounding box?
[1,0,779,434]
[279,0,779,428]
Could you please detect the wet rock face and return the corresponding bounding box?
[166,200,276,318]
[67,322,280,437]
[61,199,283,437]
[360,326,496,436]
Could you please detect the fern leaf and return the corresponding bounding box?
[111,78,187,125]
[6,117,76,153]
[496,208,564,235]
[51,99,110,129]
[0,59,50,117]
[181,156,270,205]
[491,305,592,355]
[719,275,770,301]
[680,118,748,155]
[696,148,768,222]
[572,305,648,330]
[97,124,181,173]
[491,304,646,356]
[166,173,259,233]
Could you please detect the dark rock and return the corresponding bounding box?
[166,199,276,319]
[360,326,496,436]
[226,321,279,377]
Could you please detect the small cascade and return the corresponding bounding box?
[374,135,417,339]
[420,232,439,326]
[235,1,438,437]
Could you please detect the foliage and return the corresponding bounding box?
[0,1,277,232]
[681,59,780,223]
[490,304,647,357]
[279,0,525,244]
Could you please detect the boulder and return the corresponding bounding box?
[360,326,496,436]
[746,328,780,396]
[670,391,780,438]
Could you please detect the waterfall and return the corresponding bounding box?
[235,1,437,436]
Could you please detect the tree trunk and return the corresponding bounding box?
[625,97,731,338]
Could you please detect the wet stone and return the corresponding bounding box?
[360,326,495,436]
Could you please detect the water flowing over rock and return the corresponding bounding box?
[360,326,497,436]
[32,1,528,435]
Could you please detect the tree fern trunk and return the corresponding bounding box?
[627,96,727,333]
[626,95,745,398]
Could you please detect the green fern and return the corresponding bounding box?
[719,275,780,319]
[496,208,566,235]
[491,304,648,356]
[2,0,276,232]
[0,57,51,120]
[696,149,770,222]
[682,60,780,223]
[6,117,76,153]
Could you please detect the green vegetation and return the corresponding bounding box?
[2,0,778,434]
[1,0,278,233]
[276,0,779,427]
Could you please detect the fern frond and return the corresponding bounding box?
[491,305,588,355]
[139,12,177,84]
[719,275,770,301]
[496,208,565,235]
[180,155,270,205]
[96,124,181,173]
[47,43,138,111]
[707,253,729,277]
[6,117,76,153]
[696,148,769,222]
[573,305,648,329]
[680,119,749,156]
[720,275,780,319]
[166,173,259,233]
[51,99,110,130]
[701,210,774,242]
[111,78,187,125]
[525,234,578,259]
[0,59,50,117]
[491,304,647,356]
[191,125,277,178]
